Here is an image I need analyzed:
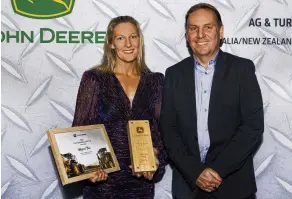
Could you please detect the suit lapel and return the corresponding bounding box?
[209,50,227,114]
[184,56,197,132]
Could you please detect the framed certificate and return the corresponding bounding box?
[47,124,120,185]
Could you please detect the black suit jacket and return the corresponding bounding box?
[160,50,264,199]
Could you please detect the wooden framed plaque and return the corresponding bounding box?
[127,120,157,173]
[47,124,120,185]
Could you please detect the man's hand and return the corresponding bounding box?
[196,168,222,192]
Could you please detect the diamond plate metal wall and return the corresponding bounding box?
[1,0,292,198]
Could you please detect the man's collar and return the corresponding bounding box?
[193,50,219,71]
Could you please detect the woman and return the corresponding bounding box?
[72,16,168,199]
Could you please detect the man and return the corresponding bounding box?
[160,3,264,199]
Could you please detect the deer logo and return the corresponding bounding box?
[11,0,75,19]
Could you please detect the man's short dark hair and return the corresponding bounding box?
[185,3,223,29]
[185,3,224,50]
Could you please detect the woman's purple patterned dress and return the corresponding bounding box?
[72,69,168,199]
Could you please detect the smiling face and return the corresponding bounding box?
[111,22,140,64]
[186,8,223,60]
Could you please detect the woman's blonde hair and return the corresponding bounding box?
[97,16,150,74]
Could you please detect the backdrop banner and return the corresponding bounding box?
[1,0,292,199]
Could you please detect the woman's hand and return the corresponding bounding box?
[89,170,108,183]
[153,147,160,168]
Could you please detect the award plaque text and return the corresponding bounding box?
[127,120,157,173]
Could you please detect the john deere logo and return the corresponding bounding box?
[11,0,75,19]
[136,127,144,134]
